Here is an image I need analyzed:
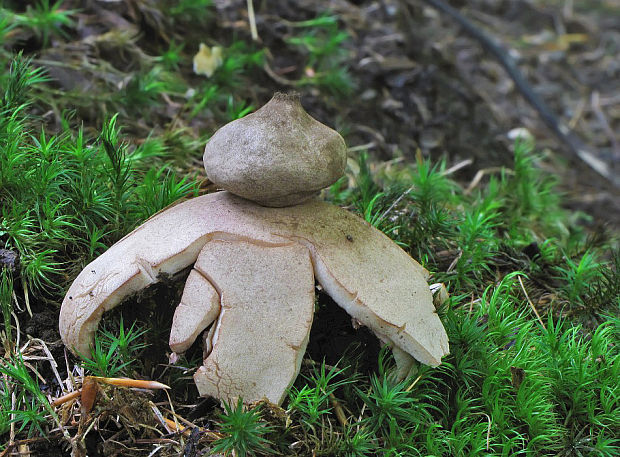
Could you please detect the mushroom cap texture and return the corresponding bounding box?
[59,192,449,404]
[203,93,347,207]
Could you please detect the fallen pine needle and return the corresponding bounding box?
[406,374,423,392]
[329,393,348,427]
[92,377,170,390]
[51,390,80,407]
[163,417,191,437]
[52,377,170,408]
[518,275,546,329]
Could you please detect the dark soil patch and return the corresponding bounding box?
[23,308,61,344]
[307,291,381,373]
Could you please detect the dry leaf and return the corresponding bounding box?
[193,43,223,77]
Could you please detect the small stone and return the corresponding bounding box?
[0,249,18,270]
[203,93,347,207]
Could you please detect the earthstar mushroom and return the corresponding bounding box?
[59,94,449,406]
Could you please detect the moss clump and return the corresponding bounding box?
[0,46,617,456]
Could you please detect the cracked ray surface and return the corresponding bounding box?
[169,269,221,353]
[191,239,315,405]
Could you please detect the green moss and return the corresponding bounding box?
[0,30,617,453]
[0,55,199,296]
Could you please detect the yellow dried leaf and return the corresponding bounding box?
[193,43,223,77]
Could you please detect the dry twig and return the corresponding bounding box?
[518,275,546,329]
[408,0,619,188]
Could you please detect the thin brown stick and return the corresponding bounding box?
[163,418,191,437]
[22,282,32,317]
[482,412,492,450]
[51,390,81,407]
[442,159,473,177]
[328,393,348,427]
[0,436,62,457]
[518,275,546,329]
[376,185,414,224]
[92,377,170,390]
[164,410,216,437]
[409,0,619,187]
[405,374,422,392]
[10,390,16,446]
[31,338,63,388]
[247,0,258,41]
[591,91,619,159]
[11,310,20,351]
[465,167,511,195]
[262,62,297,86]
[568,96,586,129]
[446,250,463,273]
[347,142,376,153]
